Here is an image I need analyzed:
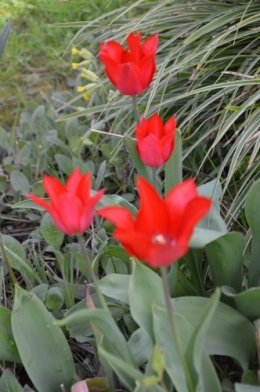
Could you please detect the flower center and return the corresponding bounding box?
[153,234,167,244]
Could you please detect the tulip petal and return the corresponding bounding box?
[137,134,164,167]
[177,197,212,245]
[43,176,65,204]
[66,168,84,193]
[126,31,142,64]
[142,33,159,55]
[97,206,135,230]
[113,229,153,263]
[26,193,52,212]
[164,116,177,134]
[54,193,83,235]
[149,242,188,268]
[99,41,123,63]
[115,63,144,95]
[148,113,164,138]
[135,177,168,235]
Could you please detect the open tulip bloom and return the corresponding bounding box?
[98,177,212,268]
[99,31,158,96]
[27,168,104,236]
[136,113,177,167]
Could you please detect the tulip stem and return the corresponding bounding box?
[77,235,108,311]
[132,96,140,125]
[160,266,195,392]
[152,168,157,190]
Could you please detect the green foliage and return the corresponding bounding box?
[11,286,76,391]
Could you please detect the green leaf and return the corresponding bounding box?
[10,171,30,193]
[245,179,260,287]
[0,19,11,60]
[0,369,24,392]
[0,234,34,275]
[99,345,143,390]
[153,304,191,392]
[185,289,221,392]
[45,287,64,312]
[55,154,73,176]
[235,385,260,392]
[98,192,137,215]
[98,273,130,305]
[221,285,260,321]
[128,260,165,338]
[190,179,227,248]
[165,129,182,193]
[0,306,20,363]
[173,296,256,370]
[241,370,259,386]
[11,286,76,392]
[205,232,244,291]
[127,328,153,367]
[57,308,135,366]
[12,199,46,210]
[40,212,64,248]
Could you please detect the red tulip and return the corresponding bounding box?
[27,168,104,235]
[98,177,211,268]
[99,31,158,96]
[136,114,177,167]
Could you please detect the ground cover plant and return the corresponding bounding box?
[1,0,260,392]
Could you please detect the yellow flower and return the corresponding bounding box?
[83,93,91,100]
[80,68,99,83]
[77,86,87,92]
[72,63,80,69]
[71,47,80,55]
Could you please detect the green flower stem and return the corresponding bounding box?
[0,232,18,286]
[77,235,108,311]
[152,167,157,190]
[160,266,195,392]
[132,95,141,125]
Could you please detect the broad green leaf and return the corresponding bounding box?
[128,328,153,367]
[45,287,64,312]
[222,286,260,321]
[0,369,23,392]
[165,129,182,193]
[40,212,64,248]
[98,273,130,305]
[0,234,34,275]
[98,192,137,215]
[55,153,73,175]
[129,260,165,338]
[57,308,135,366]
[153,304,191,392]
[173,296,256,370]
[99,345,143,391]
[205,232,244,291]
[12,199,45,210]
[245,179,260,287]
[10,171,30,193]
[235,385,260,392]
[190,179,227,248]
[11,286,76,392]
[185,289,221,392]
[0,19,11,60]
[0,306,20,363]
[241,370,259,386]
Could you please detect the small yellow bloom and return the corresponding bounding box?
[71,47,80,55]
[83,93,91,100]
[77,86,87,92]
[72,62,80,69]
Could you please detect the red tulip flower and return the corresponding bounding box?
[136,114,177,167]
[27,168,104,235]
[98,177,211,268]
[99,31,158,96]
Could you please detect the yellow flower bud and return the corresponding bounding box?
[77,86,87,92]
[81,68,99,83]
[71,47,80,55]
[72,63,80,69]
